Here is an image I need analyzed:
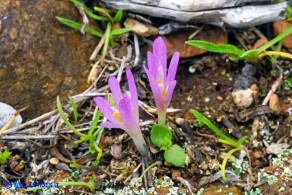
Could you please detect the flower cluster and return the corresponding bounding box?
[94,69,148,157]
[94,37,179,157]
[144,37,180,125]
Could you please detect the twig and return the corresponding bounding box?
[188,25,204,40]
[77,6,89,34]
[1,135,56,140]
[232,30,249,50]
[262,74,283,105]
[2,110,58,135]
[124,163,142,184]
[176,177,195,195]
[251,26,267,40]
[90,34,106,60]
[133,33,140,66]
[117,57,127,81]
[73,93,108,97]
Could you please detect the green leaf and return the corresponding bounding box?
[287,5,292,18]
[113,10,124,22]
[150,124,172,150]
[257,26,292,53]
[238,49,258,62]
[185,40,245,56]
[88,111,101,136]
[164,144,186,167]
[57,96,85,138]
[56,16,103,37]
[236,136,247,146]
[110,28,131,36]
[69,97,78,123]
[191,110,238,147]
[0,150,11,164]
[70,0,108,21]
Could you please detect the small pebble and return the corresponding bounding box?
[231,88,254,108]
[49,157,59,165]
[108,65,116,72]
[217,96,223,101]
[175,118,185,126]
[188,65,196,73]
[253,151,261,159]
[171,170,181,179]
[199,163,208,170]
[204,97,210,103]
[0,102,22,128]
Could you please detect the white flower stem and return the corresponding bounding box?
[158,110,166,126]
[131,131,149,157]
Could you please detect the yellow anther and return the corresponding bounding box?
[162,88,167,100]
[113,111,122,122]
[156,79,162,84]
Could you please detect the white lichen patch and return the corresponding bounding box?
[256,148,292,193]
[100,176,189,195]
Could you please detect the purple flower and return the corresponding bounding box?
[94,69,148,157]
[144,37,180,125]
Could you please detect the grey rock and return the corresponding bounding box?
[0,102,22,128]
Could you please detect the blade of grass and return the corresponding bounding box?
[191,110,238,147]
[221,147,242,181]
[110,28,131,36]
[236,136,247,146]
[56,17,102,37]
[70,0,108,21]
[57,96,85,138]
[257,26,292,53]
[69,97,78,123]
[113,10,124,22]
[218,139,238,148]
[94,6,113,23]
[88,110,101,135]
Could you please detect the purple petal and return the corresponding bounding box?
[94,97,114,120]
[144,66,164,110]
[118,95,138,134]
[126,69,138,103]
[167,52,180,83]
[153,37,167,77]
[95,97,125,127]
[126,69,139,117]
[147,52,156,76]
[108,76,122,105]
[165,81,176,106]
[101,121,124,129]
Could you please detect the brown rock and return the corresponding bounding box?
[0,0,98,118]
[141,27,227,58]
[253,38,268,49]
[162,27,227,58]
[273,21,292,49]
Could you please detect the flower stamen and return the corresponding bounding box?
[161,88,167,100]
[113,111,122,122]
